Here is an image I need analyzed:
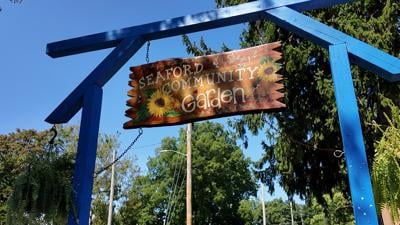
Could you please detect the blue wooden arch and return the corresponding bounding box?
[45,1,400,224]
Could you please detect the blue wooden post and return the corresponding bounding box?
[68,84,103,225]
[329,43,378,225]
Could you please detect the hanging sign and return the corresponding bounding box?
[124,42,285,129]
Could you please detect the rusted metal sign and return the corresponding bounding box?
[124,42,285,129]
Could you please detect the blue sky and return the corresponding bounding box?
[1,0,298,202]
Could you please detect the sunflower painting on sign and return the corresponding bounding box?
[124,42,285,129]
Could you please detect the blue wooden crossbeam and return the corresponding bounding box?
[46,37,145,123]
[45,0,355,124]
[265,7,400,81]
[46,0,351,58]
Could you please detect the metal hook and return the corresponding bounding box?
[333,149,344,158]
[49,124,58,145]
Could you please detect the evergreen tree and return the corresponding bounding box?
[185,0,400,203]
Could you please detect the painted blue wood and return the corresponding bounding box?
[43,1,400,225]
[68,84,103,225]
[265,6,400,81]
[46,1,400,125]
[45,37,145,124]
[46,0,352,58]
[329,43,378,225]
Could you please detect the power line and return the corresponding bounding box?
[134,142,162,149]
[165,155,185,224]
[167,171,187,225]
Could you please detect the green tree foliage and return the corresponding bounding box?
[306,191,354,225]
[372,97,400,221]
[118,122,256,225]
[238,199,262,225]
[266,199,295,224]
[190,0,400,202]
[239,193,353,225]
[0,126,79,224]
[239,198,295,225]
[0,126,136,225]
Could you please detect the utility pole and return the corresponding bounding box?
[290,201,295,225]
[186,123,192,225]
[107,148,116,225]
[260,184,266,225]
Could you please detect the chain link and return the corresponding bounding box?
[94,128,143,177]
[94,42,148,177]
[146,41,151,63]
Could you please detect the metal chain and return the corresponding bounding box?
[94,128,143,177]
[94,42,148,177]
[48,124,58,145]
[146,41,151,63]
